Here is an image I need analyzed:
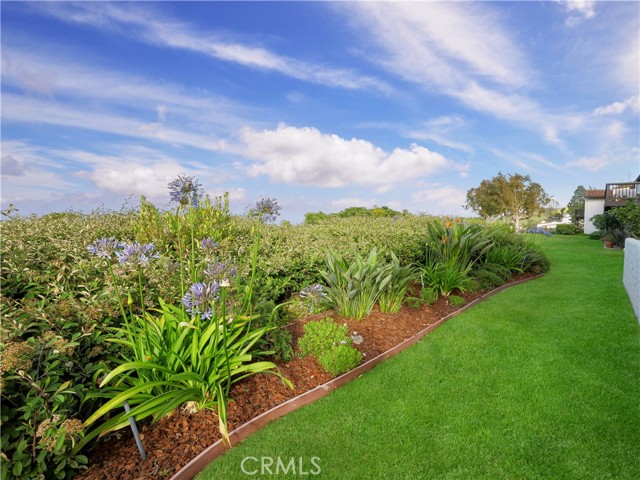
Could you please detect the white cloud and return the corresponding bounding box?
[1,154,29,176]
[0,141,83,204]
[35,2,390,93]
[0,140,240,209]
[411,184,468,214]
[558,0,596,26]
[241,124,460,188]
[566,156,610,172]
[206,187,247,202]
[593,96,640,116]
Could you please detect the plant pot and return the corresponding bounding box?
[604,241,614,248]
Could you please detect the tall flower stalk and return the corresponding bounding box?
[168,175,203,296]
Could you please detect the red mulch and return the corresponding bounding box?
[76,275,535,480]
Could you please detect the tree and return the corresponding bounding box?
[567,185,586,222]
[465,172,551,231]
[567,185,586,210]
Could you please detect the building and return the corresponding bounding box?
[583,175,640,234]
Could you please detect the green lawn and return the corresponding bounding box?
[197,235,640,479]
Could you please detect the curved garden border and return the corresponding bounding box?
[171,274,543,480]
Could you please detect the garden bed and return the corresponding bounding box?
[77,274,537,480]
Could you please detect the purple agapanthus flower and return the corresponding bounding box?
[168,175,203,207]
[87,238,121,259]
[200,237,220,255]
[204,259,237,283]
[250,196,281,223]
[182,281,220,319]
[116,242,159,266]
[300,284,326,312]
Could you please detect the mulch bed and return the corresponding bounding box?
[77,275,535,480]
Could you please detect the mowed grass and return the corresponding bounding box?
[197,235,640,480]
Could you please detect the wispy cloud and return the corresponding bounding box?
[566,155,610,172]
[2,93,226,152]
[593,96,640,116]
[241,123,465,189]
[404,116,474,154]
[1,46,247,151]
[33,2,390,93]
[339,2,584,147]
[490,148,568,174]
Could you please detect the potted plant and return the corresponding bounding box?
[609,229,629,249]
[602,232,614,249]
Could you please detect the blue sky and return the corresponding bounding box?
[2,1,638,222]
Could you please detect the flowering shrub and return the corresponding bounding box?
[0,332,92,479]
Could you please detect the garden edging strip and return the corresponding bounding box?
[170,274,542,480]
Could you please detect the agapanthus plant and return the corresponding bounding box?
[204,259,237,283]
[182,281,220,319]
[168,174,203,208]
[87,237,121,259]
[116,242,159,267]
[200,237,220,255]
[250,196,281,223]
[80,229,292,452]
[300,284,326,312]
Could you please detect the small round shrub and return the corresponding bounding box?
[298,318,349,358]
[317,344,362,376]
[471,269,504,290]
[482,263,511,282]
[405,297,423,309]
[555,224,577,235]
[589,231,603,240]
[419,287,439,305]
[447,295,465,307]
